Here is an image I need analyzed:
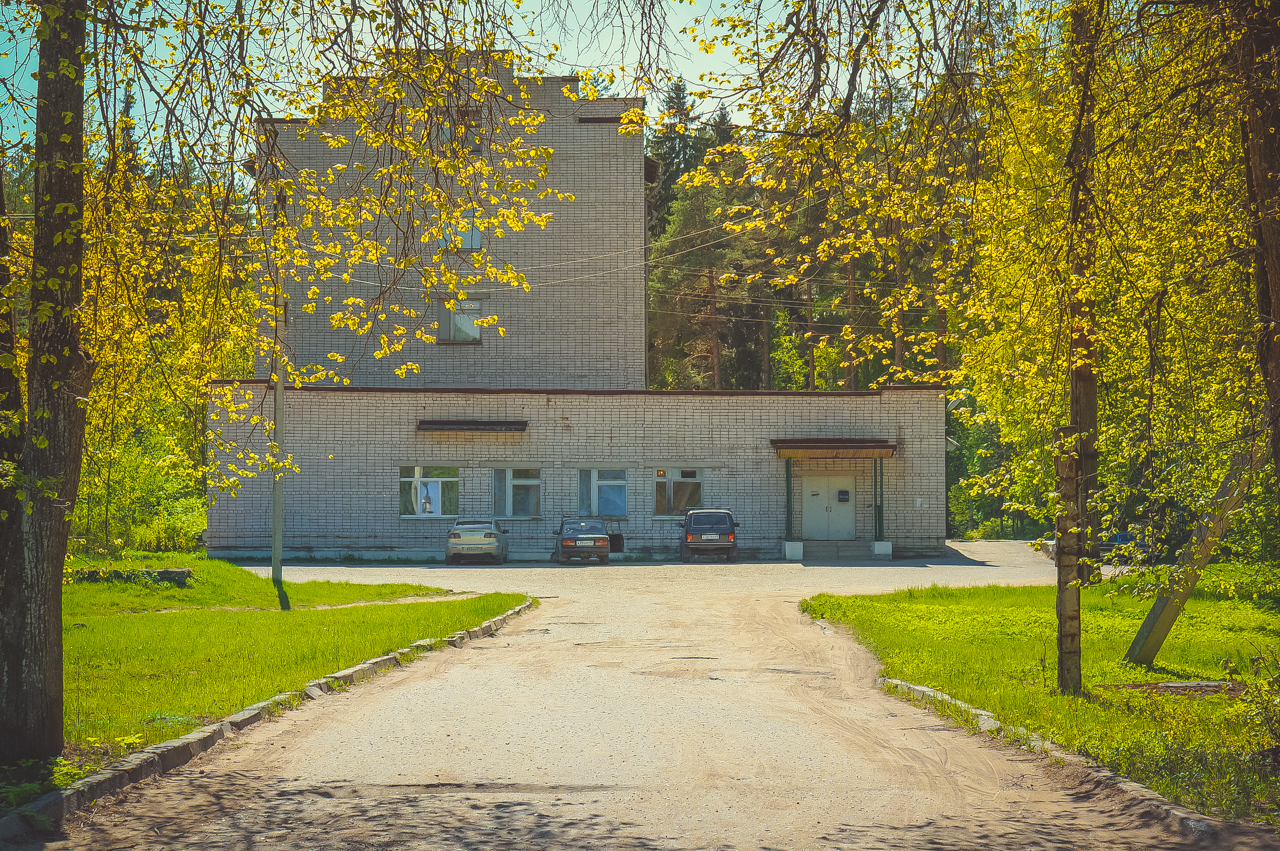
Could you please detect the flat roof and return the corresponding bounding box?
[209,381,944,398]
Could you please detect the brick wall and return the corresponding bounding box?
[206,384,946,560]
[262,77,647,391]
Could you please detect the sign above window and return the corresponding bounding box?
[417,420,528,432]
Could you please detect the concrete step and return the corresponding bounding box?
[801,539,872,561]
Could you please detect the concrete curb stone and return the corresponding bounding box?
[875,674,1220,841]
[0,594,534,844]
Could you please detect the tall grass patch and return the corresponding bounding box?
[802,584,1280,823]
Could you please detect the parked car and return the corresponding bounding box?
[1098,529,1152,563]
[553,517,611,564]
[445,519,510,565]
[680,509,739,562]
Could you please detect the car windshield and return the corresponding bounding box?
[688,512,733,531]
[454,521,494,529]
[564,520,607,534]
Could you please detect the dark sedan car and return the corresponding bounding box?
[680,509,738,562]
[553,517,611,564]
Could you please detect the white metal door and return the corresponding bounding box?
[802,476,857,540]
[829,477,856,540]
[802,477,830,539]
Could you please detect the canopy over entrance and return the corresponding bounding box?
[769,438,897,460]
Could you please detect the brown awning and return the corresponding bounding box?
[769,438,896,459]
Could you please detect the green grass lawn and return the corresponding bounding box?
[0,556,527,815]
[64,592,525,749]
[64,553,450,617]
[802,583,1280,824]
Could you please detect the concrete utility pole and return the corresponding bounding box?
[267,130,287,602]
[271,356,284,585]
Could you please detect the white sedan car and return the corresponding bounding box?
[445,520,511,565]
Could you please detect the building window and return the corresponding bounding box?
[440,209,483,253]
[655,468,702,516]
[494,468,541,517]
[437,299,482,343]
[579,469,627,517]
[399,466,459,517]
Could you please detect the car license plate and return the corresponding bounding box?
[463,547,483,553]
[701,534,719,540]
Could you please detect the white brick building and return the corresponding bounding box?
[206,68,947,561]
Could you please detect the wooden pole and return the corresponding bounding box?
[1055,427,1083,695]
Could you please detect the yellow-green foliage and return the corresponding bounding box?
[803,585,1280,822]
[962,8,1259,534]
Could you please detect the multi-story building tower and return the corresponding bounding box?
[207,66,946,562]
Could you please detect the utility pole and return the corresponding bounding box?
[267,131,288,607]
[271,352,284,586]
[707,268,722,390]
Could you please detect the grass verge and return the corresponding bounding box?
[802,583,1280,824]
[2,556,521,817]
[64,592,525,749]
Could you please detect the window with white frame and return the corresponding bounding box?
[494,468,541,517]
[579,469,627,517]
[437,299,482,343]
[399,466,459,517]
[655,468,702,516]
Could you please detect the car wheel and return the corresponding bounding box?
[599,554,609,565]
[679,544,691,563]
[558,555,571,566]
[726,548,737,563]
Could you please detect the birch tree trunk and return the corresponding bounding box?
[1056,0,1103,697]
[0,0,92,762]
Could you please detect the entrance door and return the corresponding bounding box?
[802,477,856,540]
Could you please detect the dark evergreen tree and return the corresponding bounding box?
[645,80,704,240]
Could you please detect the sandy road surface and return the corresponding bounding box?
[23,543,1276,850]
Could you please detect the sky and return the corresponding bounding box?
[0,0,745,150]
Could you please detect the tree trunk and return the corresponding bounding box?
[0,0,92,763]
[761,298,773,390]
[893,238,905,372]
[847,260,860,389]
[806,278,815,390]
[1233,1,1280,488]
[934,291,948,374]
[0,169,32,763]
[1056,0,1102,697]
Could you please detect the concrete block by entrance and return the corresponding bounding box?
[784,541,803,560]
[871,540,893,559]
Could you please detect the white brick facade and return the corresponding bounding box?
[210,68,948,561]
[264,78,648,390]
[206,385,946,560]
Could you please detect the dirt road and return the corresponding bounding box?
[23,543,1275,849]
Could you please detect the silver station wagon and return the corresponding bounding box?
[445,519,510,565]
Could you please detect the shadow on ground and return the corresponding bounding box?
[22,772,1274,851]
